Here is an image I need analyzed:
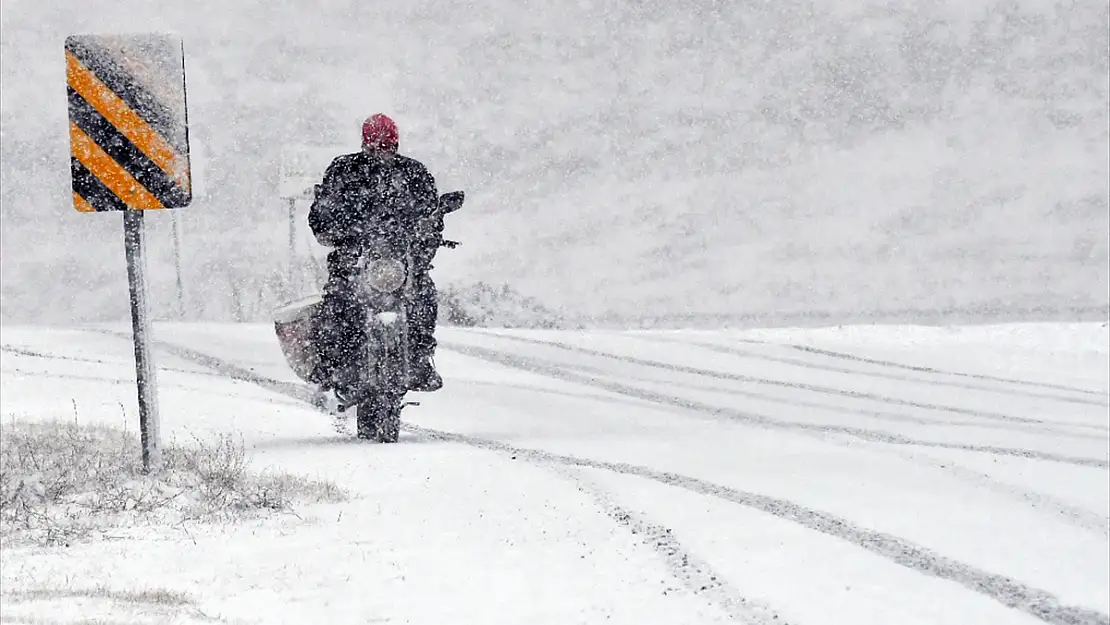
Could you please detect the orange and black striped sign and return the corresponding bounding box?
[65,34,192,212]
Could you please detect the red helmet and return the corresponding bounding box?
[362,114,399,153]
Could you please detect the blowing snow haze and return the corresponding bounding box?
[1,0,1107,327]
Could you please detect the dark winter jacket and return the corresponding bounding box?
[308,151,440,257]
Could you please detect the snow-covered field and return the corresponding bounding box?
[2,321,1107,624]
[3,0,1107,323]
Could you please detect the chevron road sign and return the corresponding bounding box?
[64,33,195,472]
[65,33,192,212]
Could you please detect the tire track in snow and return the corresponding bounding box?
[443,341,1108,469]
[709,334,1108,399]
[580,362,1105,442]
[467,333,1092,431]
[776,342,1107,399]
[649,364,1110,534]
[633,333,1109,408]
[551,465,787,624]
[890,450,1110,538]
[1,344,229,381]
[127,333,1110,625]
[410,426,1110,625]
[444,342,1110,535]
[0,366,307,410]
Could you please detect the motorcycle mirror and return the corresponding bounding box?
[438,190,465,214]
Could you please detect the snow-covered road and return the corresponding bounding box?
[1,322,1107,624]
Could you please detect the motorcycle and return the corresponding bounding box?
[272,190,465,442]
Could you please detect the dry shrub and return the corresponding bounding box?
[0,420,348,547]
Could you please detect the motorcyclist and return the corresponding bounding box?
[308,113,444,393]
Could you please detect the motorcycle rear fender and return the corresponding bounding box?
[364,307,409,390]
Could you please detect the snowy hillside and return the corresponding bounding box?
[2,321,1108,623]
[1,0,1107,325]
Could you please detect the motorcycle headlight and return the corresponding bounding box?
[366,258,406,293]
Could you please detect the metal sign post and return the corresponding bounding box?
[64,33,193,473]
[172,210,186,318]
[288,195,297,293]
[123,210,159,470]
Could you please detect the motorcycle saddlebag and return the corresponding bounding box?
[273,294,324,384]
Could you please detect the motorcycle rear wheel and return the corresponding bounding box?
[356,393,402,443]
